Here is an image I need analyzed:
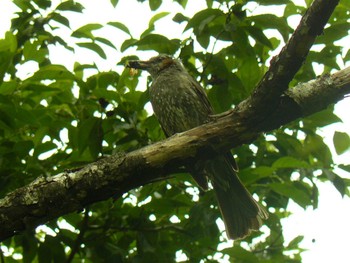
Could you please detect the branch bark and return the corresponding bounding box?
[0,0,346,242]
[239,0,340,119]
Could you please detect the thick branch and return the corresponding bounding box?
[239,0,340,117]
[0,66,349,241]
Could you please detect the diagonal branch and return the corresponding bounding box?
[238,0,340,120]
[0,66,349,242]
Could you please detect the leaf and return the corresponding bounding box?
[333,175,346,197]
[0,32,17,85]
[95,37,117,50]
[76,42,107,59]
[13,0,34,10]
[304,108,341,127]
[120,38,138,52]
[77,118,102,158]
[246,14,291,42]
[50,13,70,28]
[149,0,162,11]
[149,12,170,27]
[14,140,34,158]
[184,9,224,33]
[33,141,58,158]
[71,23,103,39]
[173,13,189,24]
[135,34,180,54]
[240,166,275,185]
[270,182,310,208]
[333,131,350,155]
[316,22,350,45]
[34,0,51,9]
[55,0,84,12]
[272,156,311,169]
[324,170,346,196]
[287,235,304,249]
[23,40,48,63]
[108,21,132,36]
[174,0,188,8]
[29,65,75,81]
[0,81,17,95]
[222,246,259,262]
[244,25,273,48]
[110,0,119,7]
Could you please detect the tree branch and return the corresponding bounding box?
[239,0,340,119]
[1,65,349,242]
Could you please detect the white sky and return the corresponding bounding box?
[1,0,350,262]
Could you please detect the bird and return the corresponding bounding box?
[127,54,268,239]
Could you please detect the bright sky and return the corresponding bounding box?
[1,0,350,262]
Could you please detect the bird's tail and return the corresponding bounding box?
[207,155,268,239]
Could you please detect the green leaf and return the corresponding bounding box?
[120,38,138,52]
[222,246,259,262]
[76,42,107,59]
[324,170,347,196]
[77,118,102,158]
[304,108,341,127]
[149,0,162,10]
[287,235,304,249]
[333,175,346,197]
[173,13,189,24]
[184,8,224,33]
[95,37,117,50]
[244,25,273,48]
[55,0,84,12]
[34,0,51,9]
[270,182,310,208]
[110,0,119,7]
[50,13,70,28]
[316,22,350,45]
[29,65,75,81]
[71,23,103,39]
[246,14,291,42]
[338,164,350,173]
[135,34,180,54]
[333,131,350,155]
[33,141,57,158]
[23,40,48,63]
[0,32,17,85]
[272,156,311,169]
[0,81,17,95]
[108,21,132,36]
[0,31,17,53]
[149,12,170,28]
[174,0,188,8]
[241,166,275,185]
[38,236,66,263]
[13,0,34,10]
[14,140,34,158]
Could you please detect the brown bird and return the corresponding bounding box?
[127,54,268,239]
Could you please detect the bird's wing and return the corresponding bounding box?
[189,77,214,116]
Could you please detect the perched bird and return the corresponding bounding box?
[127,54,268,239]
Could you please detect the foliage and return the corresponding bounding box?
[0,0,350,261]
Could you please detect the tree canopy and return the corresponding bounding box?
[0,0,350,262]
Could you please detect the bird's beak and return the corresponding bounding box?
[127,60,150,70]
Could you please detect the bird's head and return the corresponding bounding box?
[127,54,180,78]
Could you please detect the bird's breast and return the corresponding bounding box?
[149,73,210,136]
